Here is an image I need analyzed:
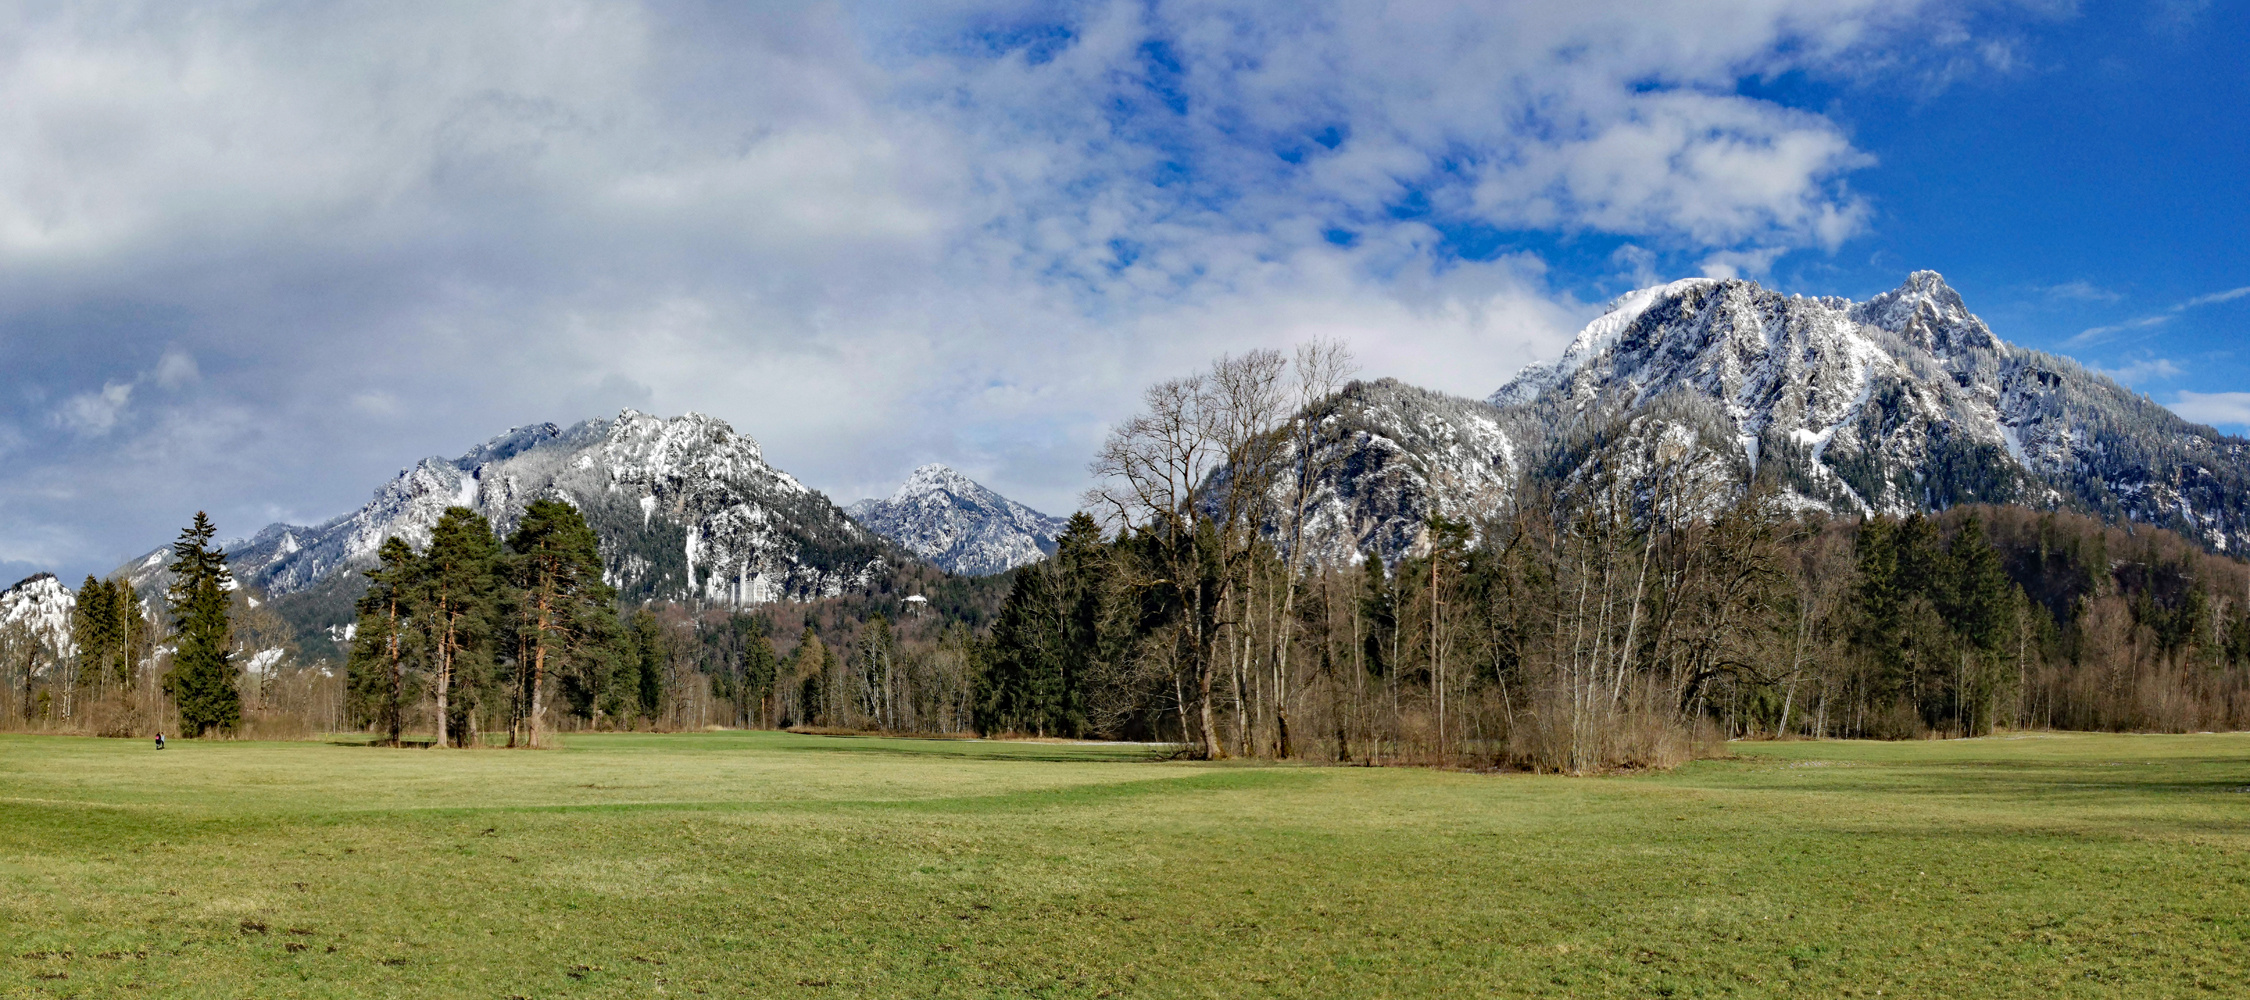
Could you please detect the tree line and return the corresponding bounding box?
[963,346,2250,770]
[14,345,2250,766]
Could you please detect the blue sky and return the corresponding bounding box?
[1,0,2245,584]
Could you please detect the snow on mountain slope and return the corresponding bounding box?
[1275,378,1532,566]
[1254,271,2250,566]
[0,573,75,657]
[119,410,899,608]
[1486,271,2250,549]
[846,464,1066,576]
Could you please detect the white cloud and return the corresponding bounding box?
[153,349,198,388]
[1699,247,1789,280]
[2096,357,2183,383]
[2179,285,2250,309]
[0,0,2033,574]
[2068,283,2250,346]
[2170,391,2250,429]
[55,381,132,436]
[2039,279,2120,303]
[1610,244,1661,288]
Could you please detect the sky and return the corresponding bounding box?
[2,0,2246,585]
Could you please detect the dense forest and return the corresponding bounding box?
[9,347,2250,771]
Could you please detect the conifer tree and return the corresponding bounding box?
[348,537,422,744]
[72,576,121,701]
[505,499,617,748]
[626,608,665,725]
[421,507,499,747]
[1947,516,2013,654]
[1359,555,1395,683]
[1945,516,2015,734]
[163,512,241,737]
[740,618,778,728]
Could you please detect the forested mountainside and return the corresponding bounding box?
[117,410,904,616]
[846,464,1067,576]
[1281,272,2250,565]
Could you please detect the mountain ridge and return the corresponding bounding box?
[117,410,904,612]
[846,464,1067,576]
[1271,271,2250,564]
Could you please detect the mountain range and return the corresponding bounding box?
[118,411,902,608]
[1280,271,2250,565]
[104,413,1065,652]
[55,269,2248,656]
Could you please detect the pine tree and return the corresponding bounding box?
[1359,555,1394,683]
[421,507,499,747]
[72,576,120,702]
[1945,516,2015,735]
[979,569,1060,736]
[163,512,241,737]
[739,618,778,728]
[505,499,618,748]
[348,537,422,745]
[626,608,665,726]
[1946,516,2013,655]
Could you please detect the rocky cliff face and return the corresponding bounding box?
[119,410,899,607]
[1287,272,2250,562]
[1496,271,2250,548]
[846,464,1066,576]
[1273,378,1531,566]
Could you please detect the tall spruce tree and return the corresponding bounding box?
[72,576,122,700]
[976,518,1109,738]
[506,499,618,748]
[1946,516,2013,655]
[348,537,422,744]
[626,608,666,726]
[739,616,778,728]
[1945,516,2015,735]
[421,507,499,747]
[1359,554,1395,683]
[163,512,241,737]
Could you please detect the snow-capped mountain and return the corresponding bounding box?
[846,464,1067,576]
[1492,271,2250,548]
[0,573,75,657]
[1278,271,2250,562]
[1270,379,1530,566]
[120,410,900,607]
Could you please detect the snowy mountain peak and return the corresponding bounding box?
[1493,277,1719,406]
[847,465,1067,576]
[1849,270,2001,356]
[900,463,985,497]
[118,410,896,616]
[1470,271,2250,548]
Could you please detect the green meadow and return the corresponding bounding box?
[4,730,2248,998]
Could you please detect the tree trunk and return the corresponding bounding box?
[386,596,403,746]
[528,590,552,749]
[1197,652,1222,760]
[435,598,453,749]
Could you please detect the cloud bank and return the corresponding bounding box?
[1,0,1999,579]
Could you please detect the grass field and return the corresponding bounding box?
[4,731,2248,998]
